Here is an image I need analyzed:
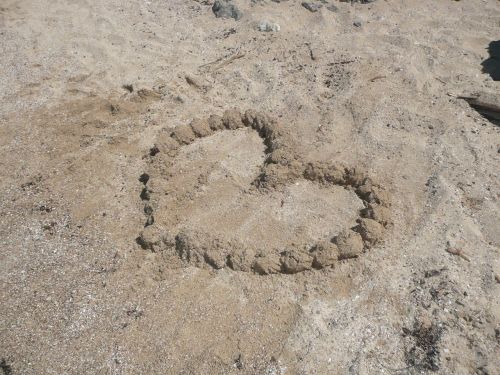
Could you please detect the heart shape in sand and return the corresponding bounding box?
[137,110,391,274]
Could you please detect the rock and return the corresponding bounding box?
[139,173,150,185]
[302,2,322,12]
[334,230,364,259]
[190,118,213,138]
[140,187,151,201]
[353,21,362,27]
[311,241,339,269]
[355,218,384,246]
[171,124,196,145]
[212,0,242,21]
[258,20,280,32]
[326,4,338,12]
[222,109,244,130]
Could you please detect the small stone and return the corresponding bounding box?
[334,230,364,259]
[139,173,150,185]
[171,124,196,145]
[302,2,322,12]
[353,21,362,27]
[140,187,151,201]
[212,0,242,21]
[326,4,338,12]
[258,20,280,32]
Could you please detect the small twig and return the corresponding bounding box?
[369,75,386,82]
[213,52,245,70]
[199,56,225,68]
[328,59,355,65]
[305,43,316,61]
[200,52,245,72]
[446,247,470,262]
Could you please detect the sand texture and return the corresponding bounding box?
[1,0,499,374]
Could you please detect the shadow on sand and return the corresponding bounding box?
[481,41,500,81]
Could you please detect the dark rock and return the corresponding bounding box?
[212,0,242,21]
[301,2,322,12]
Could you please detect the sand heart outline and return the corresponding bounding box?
[137,109,391,275]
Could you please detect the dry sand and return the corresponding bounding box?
[1,0,499,373]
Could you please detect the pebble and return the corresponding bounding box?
[353,20,362,27]
[258,20,280,32]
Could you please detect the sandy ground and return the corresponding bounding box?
[1,0,499,374]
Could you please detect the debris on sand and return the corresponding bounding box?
[403,318,443,372]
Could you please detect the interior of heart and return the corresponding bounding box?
[151,127,363,251]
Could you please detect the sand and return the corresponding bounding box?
[0,0,499,373]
